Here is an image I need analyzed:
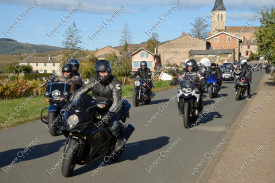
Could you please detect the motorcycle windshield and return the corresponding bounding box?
[179,79,195,89]
[207,74,218,80]
[46,82,71,95]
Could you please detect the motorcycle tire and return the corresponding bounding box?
[133,92,139,107]
[236,87,241,101]
[209,85,213,99]
[61,138,79,177]
[183,102,190,128]
[48,112,59,136]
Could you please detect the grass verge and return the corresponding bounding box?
[0,80,175,129]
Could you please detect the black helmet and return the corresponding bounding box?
[69,59,80,71]
[140,61,147,71]
[62,64,73,78]
[94,60,112,84]
[185,59,197,71]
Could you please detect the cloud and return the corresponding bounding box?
[0,0,274,14]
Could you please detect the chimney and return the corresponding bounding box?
[182,32,186,37]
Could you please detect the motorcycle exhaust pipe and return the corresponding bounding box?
[122,124,135,141]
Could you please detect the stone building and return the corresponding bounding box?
[158,33,206,66]
[189,49,235,64]
[131,47,158,72]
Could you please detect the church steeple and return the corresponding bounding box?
[211,0,226,35]
[212,0,226,11]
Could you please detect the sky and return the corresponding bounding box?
[0,0,274,51]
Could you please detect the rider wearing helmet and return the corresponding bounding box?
[70,60,129,148]
[240,60,252,99]
[54,64,82,92]
[176,59,205,114]
[208,63,222,90]
[68,59,81,77]
[131,61,153,97]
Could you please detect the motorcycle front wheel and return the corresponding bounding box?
[183,102,190,128]
[48,112,59,136]
[133,92,139,107]
[61,138,79,177]
[236,87,242,101]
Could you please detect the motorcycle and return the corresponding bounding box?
[41,80,72,136]
[206,74,219,99]
[60,94,135,177]
[235,75,249,101]
[177,78,201,128]
[132,77,154,107]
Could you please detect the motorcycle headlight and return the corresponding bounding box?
[68,114,79,127]
[134,81,141,86]
[182,88,193,93]
[52,90,60,99]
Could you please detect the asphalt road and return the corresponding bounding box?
[0,71,264,183]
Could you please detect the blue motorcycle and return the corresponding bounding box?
[206,74,219,99]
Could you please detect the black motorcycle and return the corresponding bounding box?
[60,94,134,177]
[41,81,72,136]
[177,78,201,128]
[132,77,154,107]
[235,75,249,101]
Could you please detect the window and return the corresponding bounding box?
[248,45,250,49]
[44,70,47,73]
[133,61,139,68]
[52,70,55,74]
[44,63,47,66]
[243,36,246,40]
[140,53,145,57]
[36,70,38,73]
[246,51,248,56]
[36,63,38,66]
[227,37,231,42]
[147,62,152,68]
[214,37,219,43]
[221,14,223,21]
[145,53,148,58]
[217,14,219,21]
[53,63,55,66]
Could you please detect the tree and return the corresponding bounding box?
[60,22,84,71]
[255,7,275,64]
[190,17,210,39]
[120,22,132,53]
[8,64,33,73]
[145,32,160,53]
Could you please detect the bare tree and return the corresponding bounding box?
[190,17,210,39]
[120,22,132,52]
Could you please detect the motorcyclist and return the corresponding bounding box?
[54,64,83,92]
[69,60,129,148]
[172,59,205,115]
[198,62,207,79]
[69,59,81,77]
[207,63,222,90]
[130,61,153,97]
[240,60,252,99]
[233,62,242,89]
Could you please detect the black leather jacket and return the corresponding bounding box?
[132,68,152,81]
[70,75,122,113]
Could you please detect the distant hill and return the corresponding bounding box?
[0,38,63,55]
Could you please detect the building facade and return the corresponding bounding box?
[158,34,206,66]
[20,56,61,75]
[131,47,157,72]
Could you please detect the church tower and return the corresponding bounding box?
[211,0,226,35]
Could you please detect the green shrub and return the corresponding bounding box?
[24,73,52,80]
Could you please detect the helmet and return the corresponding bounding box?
[62,64,73,78]
[211,63,216,67]
[241,60,247,65]
[94,60,112,84]
[69,59,80,71]
[185,59,197,70]
[140,61,147,71]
